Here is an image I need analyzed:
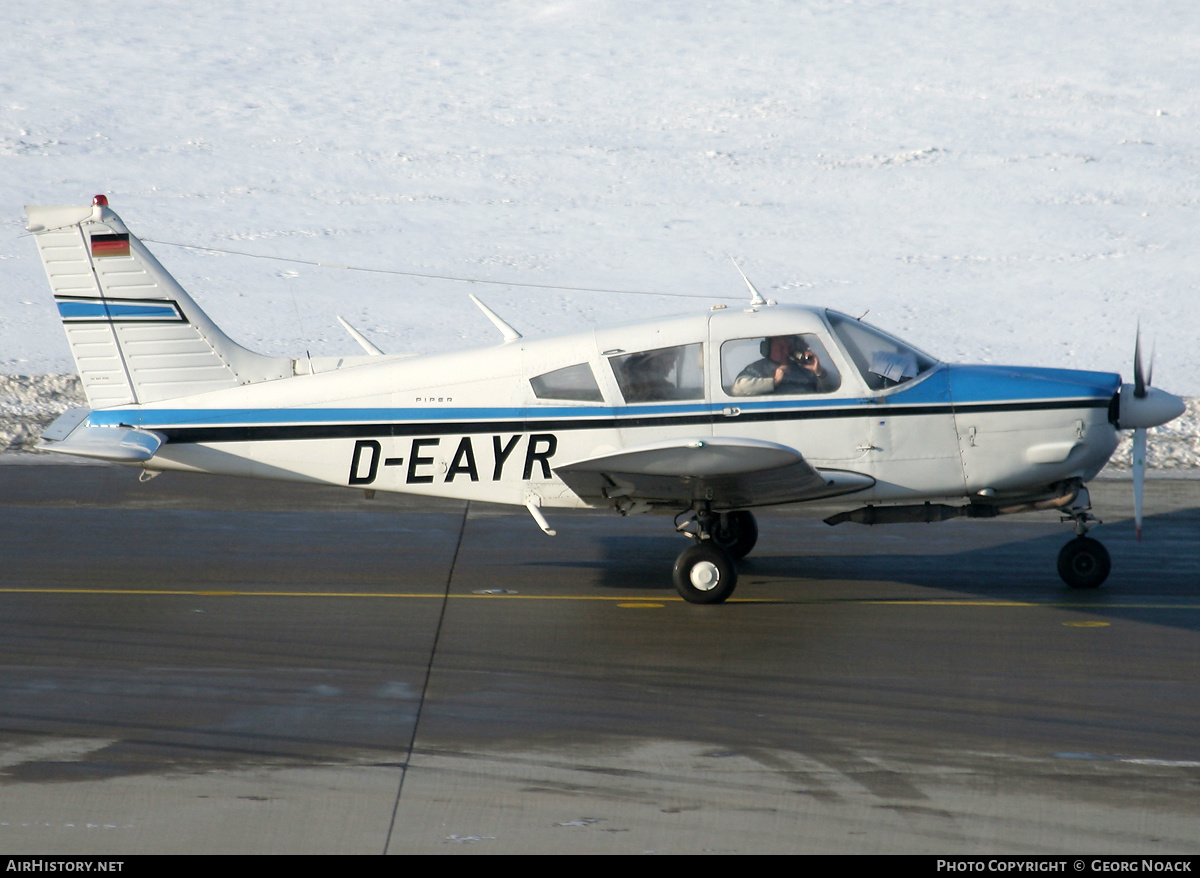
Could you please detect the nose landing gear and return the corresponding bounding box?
[1058,487,1111,589]
[1057,537,1111,589]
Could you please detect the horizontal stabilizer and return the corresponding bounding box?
[39,407,165,462]
[38,407,92,442]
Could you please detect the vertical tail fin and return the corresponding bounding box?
[25,196,292,408]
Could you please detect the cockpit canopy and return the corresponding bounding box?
[523,305,942,406]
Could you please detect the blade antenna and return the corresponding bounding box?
[729,256,769,306]
[469,294,522,342]
[337,316,385,356]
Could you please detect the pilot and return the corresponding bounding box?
[731,335,834,396]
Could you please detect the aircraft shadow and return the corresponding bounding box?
[564,503,1200,630]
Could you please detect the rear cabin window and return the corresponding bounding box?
[530,363,604,402]
[611,343,704,403]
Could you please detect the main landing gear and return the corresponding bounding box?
[1057,487,1111,589]
[672,508,758,604]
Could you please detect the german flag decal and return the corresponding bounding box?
[90,233,130,258]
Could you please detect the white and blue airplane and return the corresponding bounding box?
[25,196,1186,603]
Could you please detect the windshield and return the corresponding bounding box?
[826,310,939,391]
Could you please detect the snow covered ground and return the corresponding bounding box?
[2,0,1197,464]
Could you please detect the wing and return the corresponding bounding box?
[555,436,874,510]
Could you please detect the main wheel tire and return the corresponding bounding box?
[711,511,759,560]
[1057,537,1111,589]
[672,542,738,604]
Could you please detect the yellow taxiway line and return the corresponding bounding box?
[1,587,1198,610]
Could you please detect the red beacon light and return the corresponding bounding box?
[92,194,108,207]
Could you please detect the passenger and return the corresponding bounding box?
[621,350,678,402]
[731,335,835,396]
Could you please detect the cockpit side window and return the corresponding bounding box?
[612,343,704,403]
[827,311,937,391]
[530,363,605,402]
[722,334,841,397]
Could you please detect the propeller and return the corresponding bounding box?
[1112,325,1185,540]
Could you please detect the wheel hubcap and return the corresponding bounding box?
[689,561,721,591]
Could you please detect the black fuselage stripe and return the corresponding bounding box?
[155,398,1110,444]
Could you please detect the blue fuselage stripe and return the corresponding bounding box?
[86,397,1113,444]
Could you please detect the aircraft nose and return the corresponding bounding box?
[1111,384,1186,430]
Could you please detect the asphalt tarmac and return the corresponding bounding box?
[1,462,1199,854]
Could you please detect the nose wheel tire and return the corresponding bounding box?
[1057,536,1111,589]
[711,510,759,560]
[673,543,738,604]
